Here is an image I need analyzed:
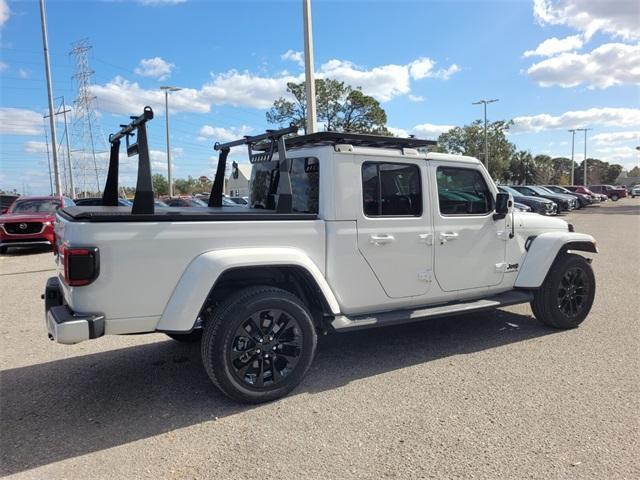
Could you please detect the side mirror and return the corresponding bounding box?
[493,192,510,219]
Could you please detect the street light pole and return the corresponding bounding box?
[39,0,61,196]
[569,129,577,185]
[160,86,181,197]
[303,0,317,134]
[576,128,591,185]
[472,98,499,172]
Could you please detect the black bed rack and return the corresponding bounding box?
[210,123,298,211]
[102,106,155,214]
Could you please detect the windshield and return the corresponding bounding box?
[499,186,522,197]
[10,199,60,213]
[528,186,553,195]
[190,198,208,207]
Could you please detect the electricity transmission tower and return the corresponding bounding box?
[69,39,106,196]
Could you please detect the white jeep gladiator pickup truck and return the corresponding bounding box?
[44,108,597,403]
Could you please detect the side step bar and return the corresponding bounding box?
[331,290,534,332]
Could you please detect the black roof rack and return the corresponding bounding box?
[282,131,437,150]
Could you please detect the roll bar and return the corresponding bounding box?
[102,106,154,214]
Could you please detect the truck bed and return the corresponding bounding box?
[59,206,318,223]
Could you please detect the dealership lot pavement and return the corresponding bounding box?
[1,200,638,480]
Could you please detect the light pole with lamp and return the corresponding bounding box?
[160,86,182,197]
[472,98,499,172]
[569,129,577,185]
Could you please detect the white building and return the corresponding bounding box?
[226,163,252,197]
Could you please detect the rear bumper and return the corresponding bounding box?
[44,276,104,344]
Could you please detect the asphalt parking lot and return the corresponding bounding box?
[1,200,638,480]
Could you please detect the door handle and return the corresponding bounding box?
[418,233,434,245]
[370,234,395,246]
[439,232,459,244]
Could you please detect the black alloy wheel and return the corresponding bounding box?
[201,286,317,403]
[228,309,303,388]
[531,253,595,329]
[557,267,587,318]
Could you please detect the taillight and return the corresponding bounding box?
[62,246,100,286]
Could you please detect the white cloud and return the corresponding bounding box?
[387,127,409,137]
[88,55,459,116]
[197,125,253,143]
[407,94,425,102]
[408,58,435,80]
[0,60,8,72]
[319,59,410,102]
[408,57,461,81]
[24,141,49,153]
[592,131,640,145]
[281,49,304,67]
[594,146,639,168]
[523,34,584,57]
[90,76,210,115]
[0,0,10,27]
[533,0,639,41]
[18,68,30,79]
[412,123,454,138]
[527,43,640,89]
[0,107,43,135]
[431,64,461,80]
[201,70,301,109]
[134,57,175,80]
[512,107,640,133]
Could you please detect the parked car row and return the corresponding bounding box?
[496,183,619,215]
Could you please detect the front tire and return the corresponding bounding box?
[0,246,7,254]
[531,253,595,329]
[611,194,619,201]
[201,286,317,403]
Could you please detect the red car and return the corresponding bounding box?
[0,196,75,254]
[589,184,627,201]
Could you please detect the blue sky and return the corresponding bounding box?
[0,0,638,195]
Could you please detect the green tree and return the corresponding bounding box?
[508,150,537,185]
[628,166,640,177]
[437,120,515,180]
[549,157,575,185]
[575,159,624,184]
[152,174,168,196]
[267,79,389,134]
[533,154,554,184]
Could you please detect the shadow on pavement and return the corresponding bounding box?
[0,245,52,257]
[0,308,553,475]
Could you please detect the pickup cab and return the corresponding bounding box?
[44,111,598,403]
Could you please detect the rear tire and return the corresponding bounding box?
[611,194,619,201]
[166,330,202,343]
[201,286,317,403]
[531,253,595,329]
[0,246,7,254]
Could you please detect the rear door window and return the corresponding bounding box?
[362,162,422,217]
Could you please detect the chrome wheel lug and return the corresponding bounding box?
[255,348,261,354]
[272,346,277,351]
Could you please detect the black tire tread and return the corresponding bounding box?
[201,285,316,403]
[531,252,595,329]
